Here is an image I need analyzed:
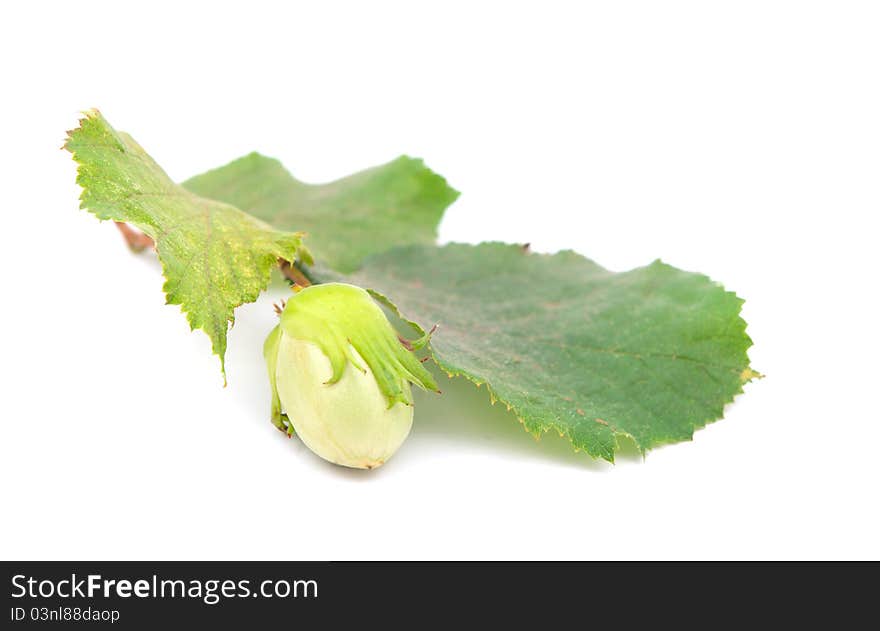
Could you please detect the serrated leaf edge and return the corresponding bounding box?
[367,261,759,463]
[64,109,310,383]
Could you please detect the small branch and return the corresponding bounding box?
[115,222,155,252]
[279,259,312,288]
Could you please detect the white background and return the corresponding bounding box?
[1,1,877,560]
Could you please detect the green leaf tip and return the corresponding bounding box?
[65,109,311,380]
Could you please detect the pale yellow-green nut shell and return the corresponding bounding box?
[275,334,413,469]
[263,282,438,469]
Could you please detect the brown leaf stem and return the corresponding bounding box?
[278,259,312,288]
[114,222,155,252]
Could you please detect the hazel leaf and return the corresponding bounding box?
[182,152,458,273]
[65,110,311,378]
[327,242,758,462]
